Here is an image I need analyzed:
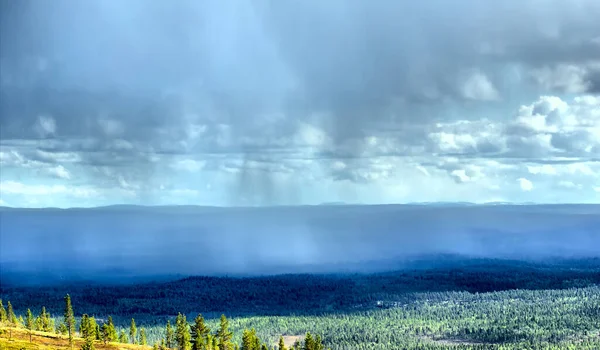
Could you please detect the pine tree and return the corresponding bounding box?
[25,308,34,342]
[191,314,210,350]
[211,334,218,350]
[140,327,147,345]
[80,314,90,340]
[303,333,314,350]
[216,314,233,350]
[241,329,258,350]
[278,336,287,350]
[101,323,110,344]
[107,316,118,342]
[39,307,50,332]
[119,330,128,343]
[35,314,43,331]
[81,336,95,350]
[92,317,100,340]
[166,319,175,349]
[130,318,137,344]
[43,307,55,333]
[57,322,68,335]
[7,301,17,325]
[313,335,324,350]
[0,299,6,323]
[64,294,75,349]
[175,313,191,350]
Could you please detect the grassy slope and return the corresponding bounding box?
[0,327,150,350]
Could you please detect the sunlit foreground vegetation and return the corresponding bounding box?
[0,295,326,350]
[2,257,600,349]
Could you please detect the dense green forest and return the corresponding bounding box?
[2,257,600,349]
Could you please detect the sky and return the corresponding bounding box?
[1,0,600,208]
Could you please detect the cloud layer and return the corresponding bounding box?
[1,0,599,207]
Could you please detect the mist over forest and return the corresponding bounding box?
[1,204,598,285]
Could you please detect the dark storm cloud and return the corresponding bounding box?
[1,0,600,199]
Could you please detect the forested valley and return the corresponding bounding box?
[2,257,600,349]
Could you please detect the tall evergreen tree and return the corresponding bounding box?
[7,301,17,325]
[0,299,6,323]
[25,308,34,342]
[211,334,218,350]
[313,335,324,350]
[241,328,258,350]
[175,313,191,350]
[303,333,314,350]
[140,327,147,345]
[91,317,100,340]
[130,318,137,344]
[216,314,234,350]
[80,314,90,340]
[81,336,95,350]
[191,314,210,350]
[119,330,128,343]
[101,323,110,344]
[36,306,52,332]
[106,316,118,342]
[278,336,287,350]
[166,319,175,349]
[64,294,75,349]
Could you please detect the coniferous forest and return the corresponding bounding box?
[2,256,600,349]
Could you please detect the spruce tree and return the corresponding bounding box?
[39,306,52,332]
[0,299,6,323]
[107,316,118,342]
[7,301,17,325]
[216,314,233,350]
[130,318,137,344]
[80,314,90,340]
[81,336,95,350]
[45,308,55,333]
[211,334,218,350]
[101,323,110,344]
[57,322,68,335]
[166,319,175,348]
[278,336,287,350]
[140,327,147,345]
[119,330,128,343]
[64,294,75,349]
[25,308,34,342]
[241,329,257,350]
[314,335,324,350]
[35,306,49,332]
[175,313,191,350]
[92,317,100,340]
[303,333,314,350]
[190,314,210,350]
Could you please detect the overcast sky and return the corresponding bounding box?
[1,0,600,208]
